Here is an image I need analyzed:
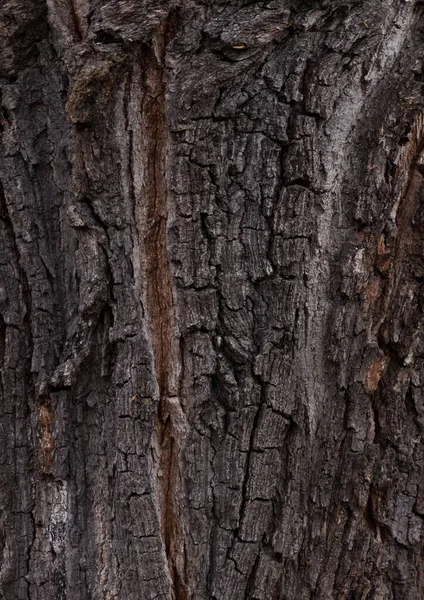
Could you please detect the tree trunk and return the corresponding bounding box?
[0,1,423,598]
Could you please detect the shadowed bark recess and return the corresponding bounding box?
[137,18,188,599]
[0,1,424,599]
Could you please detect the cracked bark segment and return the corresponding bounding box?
[166,1,424,598]
[0,1,424,599]
[132,19,188,597]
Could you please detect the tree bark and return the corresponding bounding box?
[0,1,423,598]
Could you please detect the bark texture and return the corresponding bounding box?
[0,1,424,598]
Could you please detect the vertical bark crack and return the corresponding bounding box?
[137,16,188,600]
[375,113,424,347]
[67,0,83,41]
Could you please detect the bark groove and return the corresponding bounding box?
[137,20,188,600]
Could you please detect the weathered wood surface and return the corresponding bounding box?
[0,1,423,598]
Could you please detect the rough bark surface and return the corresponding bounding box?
[0,1,424,599]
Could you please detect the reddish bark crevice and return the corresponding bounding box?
[378,116,424,350]
[360,114,424,351]
[138,17,188,600]
[141,43,176,402]
[36,400,55,474]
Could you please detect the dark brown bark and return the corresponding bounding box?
[0,1,424,599]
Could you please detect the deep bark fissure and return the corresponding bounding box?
[67,0,83,41]
[372,114,424,356]
[138,19,188,600]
